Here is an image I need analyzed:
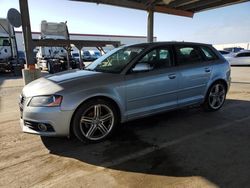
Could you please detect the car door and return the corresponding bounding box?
[235,52,250,65]
[125,46,179,120]
[174,45,214,107]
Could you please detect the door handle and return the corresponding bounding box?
[168,74,176,79]
[205,68,211,73]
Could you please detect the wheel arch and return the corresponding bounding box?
[203,78,228,105]
[69,95,122,137]
[206,78,229,96]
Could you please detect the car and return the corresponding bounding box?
[218,50,232,56]
[19,42,231,143]
[82,50,102,61]
[218,50,234,59]
[223,47,244,53]
[93,51,101,60]
[71,52,80,62]
[218,50,230,55]
[82,50,93,61]
[226,50,250,66]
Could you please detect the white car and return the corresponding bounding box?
[227,50,250,66]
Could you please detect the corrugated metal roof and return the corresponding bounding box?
[70,0,249,17]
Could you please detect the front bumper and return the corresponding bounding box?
[20,105,74,136]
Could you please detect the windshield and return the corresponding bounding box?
[94,51,101,56]
[0,37,10,46]
[86,46,144,73]
[72,53,79,57]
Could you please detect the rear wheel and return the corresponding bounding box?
[72,99,119,143]
[203,81,226,111]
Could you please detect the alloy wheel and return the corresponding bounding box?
[208,83,226,110]
[79,104,114,141]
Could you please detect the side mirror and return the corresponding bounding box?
[132,63,152,72]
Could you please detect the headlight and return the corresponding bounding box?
[29,95,63,107]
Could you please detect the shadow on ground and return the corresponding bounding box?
[41,99,250,188]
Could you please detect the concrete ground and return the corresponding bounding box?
[0,67,250,188]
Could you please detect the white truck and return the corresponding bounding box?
[36,20,77,73]
[0,18,23,75]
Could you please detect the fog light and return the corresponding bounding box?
[37,123,47,132]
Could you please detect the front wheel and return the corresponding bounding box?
[72,99,119,143]
[203,82,226,111]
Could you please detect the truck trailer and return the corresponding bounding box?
[36,20,78,73]
[0,18,24,75]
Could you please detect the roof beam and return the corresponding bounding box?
[70,0,194,17]
[33,39,120,48]
[71,0,151,10]
[154,5,194,17]
[145,0,159,8]
[179,0,226,10]
[190,0,249,12]
[168,0,199,7]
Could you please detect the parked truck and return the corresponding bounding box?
[0,18,24,75]
[36,20,78,73]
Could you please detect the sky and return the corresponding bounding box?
[0,0,249,44]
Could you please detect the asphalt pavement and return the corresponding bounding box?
[0,67,250,188]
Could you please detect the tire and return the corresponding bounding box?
[72,99,119,143]
[203,81,226,112]
[47,61,54,74]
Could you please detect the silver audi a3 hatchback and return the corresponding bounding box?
[20,42,231,142]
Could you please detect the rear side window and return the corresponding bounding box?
[175,46,203,65]
[200,46,218,61]
[236,52,250,57]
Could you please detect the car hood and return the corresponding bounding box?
[22,69,119,97]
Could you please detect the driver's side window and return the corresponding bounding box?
[134,47,172,72]
[139,50,157,64]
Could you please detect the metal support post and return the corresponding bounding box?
[97,46,106,55]
[75,45,84,69]
[147,8,154,43]
[78,47,84,69]
[19,0,41,84]
[66,46,71,70]
[19,0,34,67]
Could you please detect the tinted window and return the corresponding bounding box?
[175,46,203,65]
[138,47,172,70]
[72,53,79,57]
[200,46,218,61]
[0,37,10,46]
[84,51,90,56]
[224,47,244,53]
[219,50,230,55]
[236,52,250,57]
[95,51,101,56]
